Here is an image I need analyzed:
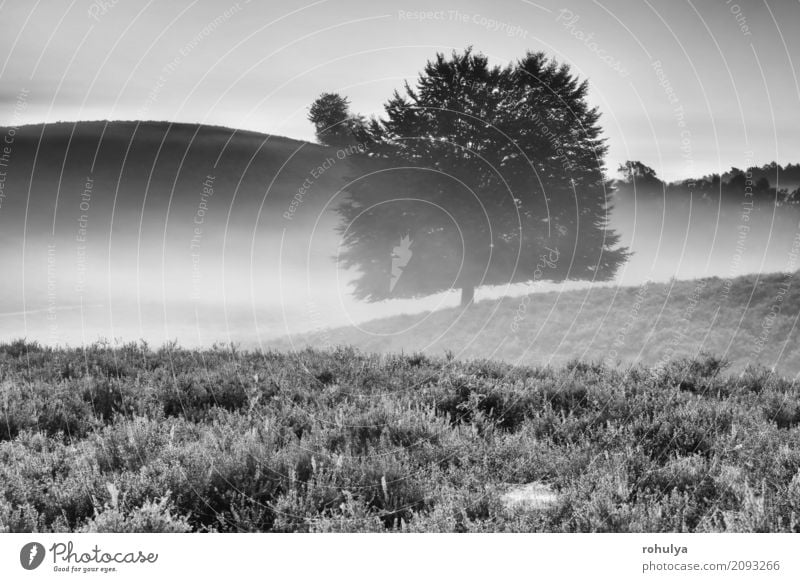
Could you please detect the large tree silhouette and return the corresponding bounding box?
[329,49,629,306]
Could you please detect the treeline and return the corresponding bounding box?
[615,160,800,206]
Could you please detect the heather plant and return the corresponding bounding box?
[1,340,800,532]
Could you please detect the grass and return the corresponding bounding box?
[2,339,800,532]
[272,270,800,377]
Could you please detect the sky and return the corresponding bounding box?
[1,0,798,182]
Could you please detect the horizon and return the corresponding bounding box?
[1,117,798,186]
[1,0,799,182]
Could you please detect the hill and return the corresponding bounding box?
[271,271,800,376]
[0,120,357,345]
[3,121,800,350]
[1,341,799,532]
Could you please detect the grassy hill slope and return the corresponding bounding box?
[0,121,357,345]
[1,341,800,532]
[272,271,800,376]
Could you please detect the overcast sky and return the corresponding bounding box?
[1,0,798,181]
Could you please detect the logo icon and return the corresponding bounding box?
[20,542,46,570]
[390,234,413,293]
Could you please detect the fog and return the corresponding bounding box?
[2,122,799,349]
[0,122,460,348]
[610,192,800,286]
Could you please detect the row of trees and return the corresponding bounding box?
[616,160,800,205]
[309,49,629,306]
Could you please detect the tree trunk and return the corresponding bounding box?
[460,285,475,307]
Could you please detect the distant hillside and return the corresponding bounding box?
[0,121,344,247]
[0,121,358,345]
[272,271,800,376]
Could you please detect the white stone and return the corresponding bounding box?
[500,482,559,511]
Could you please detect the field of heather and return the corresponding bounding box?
[2,341,800,533]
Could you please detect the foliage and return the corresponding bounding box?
[617,161,661,189]
[1,341,800,532]
[333,48,629,303]
[615,160,800,206]
[308,93,363,147]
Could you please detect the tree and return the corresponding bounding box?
[614,161,665,199]
[308,93,363,147]
[617,161,660,184]
[333,49,629,306]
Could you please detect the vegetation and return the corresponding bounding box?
[277,270,800,377]
[615,160,800,206]
[2,339,800,533]
[307,93,364,147]
[318,49,629,306]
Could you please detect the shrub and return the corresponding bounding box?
[1,344,799,532]
[81,484,192,533]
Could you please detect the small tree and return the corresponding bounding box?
[308,93,362,147]
[617,161,660,184]
[333,49,629,306]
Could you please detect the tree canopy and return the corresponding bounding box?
[323,48,630,305]
[308,93,362,147]
[614,160,800,206]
